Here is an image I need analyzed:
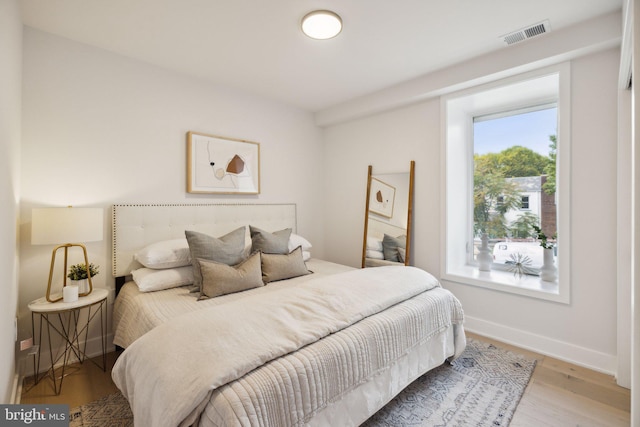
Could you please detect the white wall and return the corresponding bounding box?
[18,28,326,357]
[323,101,440,270]
[323,46,621,374]
[630,0,640,421]
[0,0,22,403]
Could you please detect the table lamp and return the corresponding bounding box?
[31,207,103,302]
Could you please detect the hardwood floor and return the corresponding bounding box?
[465,332,631,427]
[20,351,120,409]
[20,333,631,426]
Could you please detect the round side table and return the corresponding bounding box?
[28,288,108,395]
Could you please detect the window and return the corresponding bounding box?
[441,65,571,303]
[473,107,556,274]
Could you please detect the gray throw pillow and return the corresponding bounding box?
[185,227,247,292]
[261,246,311,283]
[250,226,292,254]
[198,251,263,300]
[382,234,406,262]
[397,247,406,263]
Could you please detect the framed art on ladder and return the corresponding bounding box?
[187,131,260,194]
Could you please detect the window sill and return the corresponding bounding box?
[442,264,568,304]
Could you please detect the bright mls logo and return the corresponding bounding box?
[1,405,68,426]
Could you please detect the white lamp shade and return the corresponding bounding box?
[32,207,104,245]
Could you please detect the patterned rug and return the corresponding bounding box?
[69,339,535,427]
[69,392,133,427]
[363,339,536,426]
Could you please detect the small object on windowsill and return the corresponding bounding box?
[506,253,534,280]
[540,248,557,282]
[532,225,557,282]
[477,233,493,271]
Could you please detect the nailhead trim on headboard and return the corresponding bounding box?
[112,203,297,277]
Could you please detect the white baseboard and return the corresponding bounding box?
[464,315,617,376]
[10,371,20,404]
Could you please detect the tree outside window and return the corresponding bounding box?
[473,107,557,273]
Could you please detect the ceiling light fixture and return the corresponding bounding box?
[301,10,342,40]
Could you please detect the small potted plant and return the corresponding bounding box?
[532,225,556,281]
[67,263,99,294]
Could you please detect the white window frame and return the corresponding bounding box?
[440,63,571,304]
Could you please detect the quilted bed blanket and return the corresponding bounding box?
[111,266,464,427]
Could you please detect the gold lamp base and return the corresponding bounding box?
[46,243,94,303]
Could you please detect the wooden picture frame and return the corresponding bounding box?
[369,177,396,218]
[187,131,260,194]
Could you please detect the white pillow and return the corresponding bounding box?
[134,239,191,269]
[288,233,312,252]
[366,236,383,251]
[303,250,311,261]
[366,249,384,260]
[132,266,194,292]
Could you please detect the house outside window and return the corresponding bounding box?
[441,65,571,303]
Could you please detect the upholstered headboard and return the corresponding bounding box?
[112,203,297,277]
[366,217,407,240]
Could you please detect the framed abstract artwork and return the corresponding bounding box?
[369,177,395,218]
[187,131,260,194]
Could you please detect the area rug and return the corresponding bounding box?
[69,392,133,427]
[69,339,535,427]
[363,339,536,426]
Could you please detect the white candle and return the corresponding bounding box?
[63,285,79,303]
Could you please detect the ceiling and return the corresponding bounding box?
[19,0,622,112]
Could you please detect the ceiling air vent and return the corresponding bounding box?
[501,20,550,45]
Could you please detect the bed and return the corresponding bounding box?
[364,217,409,267]
[110,203,466,427]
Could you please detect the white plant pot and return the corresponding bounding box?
[71,278,89,294]
[477,233,493,271]
[540,248,557,282]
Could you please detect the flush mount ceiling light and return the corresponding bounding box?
[301,10,342,40]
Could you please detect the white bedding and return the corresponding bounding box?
[112,265,465,427]
[113,259,353,348]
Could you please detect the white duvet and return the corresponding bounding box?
[112,266,462,426]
